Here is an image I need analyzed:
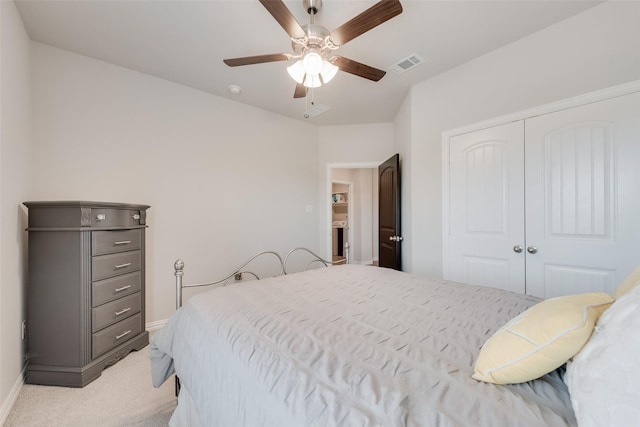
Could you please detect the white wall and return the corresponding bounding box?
[318,123,394,260]
[398,1,640,278]
[30,43,320,325]
[0,0,32,422]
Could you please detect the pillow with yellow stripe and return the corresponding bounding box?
[472,292,614,385]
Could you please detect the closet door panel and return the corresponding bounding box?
[447,121,525,293]
[525,91,640,298]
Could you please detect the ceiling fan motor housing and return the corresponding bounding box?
[291,23,335,57]
[304,0,322,15]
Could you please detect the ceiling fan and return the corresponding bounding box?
[223,0,403,98]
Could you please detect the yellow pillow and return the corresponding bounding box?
[614,265,640,298]
[472,293,614,385]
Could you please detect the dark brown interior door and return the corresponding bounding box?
[379,154,402,270]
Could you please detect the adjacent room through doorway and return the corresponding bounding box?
[329,165,378,265]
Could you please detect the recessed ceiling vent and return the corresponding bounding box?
[389,54,425,74]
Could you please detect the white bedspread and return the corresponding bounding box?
[151,265,576,426]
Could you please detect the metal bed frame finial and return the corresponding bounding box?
[174,259,185,310]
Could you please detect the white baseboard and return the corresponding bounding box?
[146,319,167,333]
[0,366,25,425]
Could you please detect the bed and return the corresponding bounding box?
[150,250,640,426]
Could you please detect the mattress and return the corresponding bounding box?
[151,264,576,426]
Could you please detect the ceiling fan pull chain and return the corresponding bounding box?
[304,87,316,119]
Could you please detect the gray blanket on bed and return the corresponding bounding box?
[151,264,576,426]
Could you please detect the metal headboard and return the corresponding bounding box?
[174,244,351,309]
[283,243,350,274]
[173,251,284,310]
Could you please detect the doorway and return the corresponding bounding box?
[328,163,379,265]
[331,181,351,263]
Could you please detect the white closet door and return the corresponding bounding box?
[447,121,526,293]
[525,91,640,298]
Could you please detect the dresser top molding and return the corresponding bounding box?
[24,201,150,231]
[23,200,150,210]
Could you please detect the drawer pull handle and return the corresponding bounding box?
[115,330,132,340]
[132,214,141,220]
[114,285,131,292]
[114,263,132,269]
[114,240,132,245]
[96,214,106,221]
[115,307,132,316]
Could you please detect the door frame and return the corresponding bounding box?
[330,180,353,261]
[327,162,380,263]
[442,79,640,279]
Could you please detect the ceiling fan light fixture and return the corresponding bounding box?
[320,60,338,83]
[303,74,322,88]
[287,60,306,84]
[289,54,336,88]
[302,51,323,75]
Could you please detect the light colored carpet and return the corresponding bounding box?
[5,345,176,426]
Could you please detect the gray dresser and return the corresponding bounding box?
[24,201,150,387]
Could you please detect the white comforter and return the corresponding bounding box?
[151,265,576,426]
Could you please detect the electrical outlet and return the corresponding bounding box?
[21,320,27,340]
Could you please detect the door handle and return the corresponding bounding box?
[527,246,538,254]
[513,245,523,253]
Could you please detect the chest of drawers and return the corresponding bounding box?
[24,201,150,387]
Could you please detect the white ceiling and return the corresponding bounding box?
[15,0,601,126]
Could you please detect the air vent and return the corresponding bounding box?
[304,103,330,118]
[389,54,425,74]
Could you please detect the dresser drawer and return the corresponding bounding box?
[92,271,141,307]
[92,313,142,359]
[92,292,141,333]
[91,208,143,228]
[92,229,141,256]
[92,251,141,282]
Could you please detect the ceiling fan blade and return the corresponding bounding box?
[333,56,386,82]
[223,54,289,67]
[293,84,307,99]
[259,0,306,39]
[330,0,403,46]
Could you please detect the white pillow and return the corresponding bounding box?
[565,285,640,427]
